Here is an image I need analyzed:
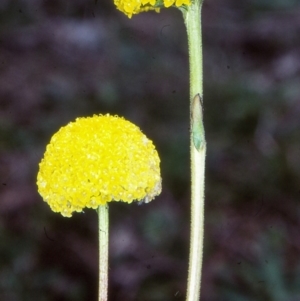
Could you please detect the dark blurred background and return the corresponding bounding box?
[1,0,300,300]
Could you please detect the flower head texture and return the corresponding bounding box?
[114,0,191,18]
[37,114,162,217]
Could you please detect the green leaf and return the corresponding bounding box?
[191,93,205,151]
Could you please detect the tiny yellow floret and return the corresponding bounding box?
[37,114,162,217]
[114,0,191,18]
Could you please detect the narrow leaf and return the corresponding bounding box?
[191,94,205,151]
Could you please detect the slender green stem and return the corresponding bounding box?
[98,204,109,301]
[182,1,206,301]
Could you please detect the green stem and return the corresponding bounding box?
[182,1,206,301]
[98,204,109,301]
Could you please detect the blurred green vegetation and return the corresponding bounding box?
[1,0,300,300]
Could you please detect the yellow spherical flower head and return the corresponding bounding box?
[37,114,162,217]
[114,0,191,18]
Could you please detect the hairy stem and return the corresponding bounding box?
[182,1,206,300]
[98,204,109,301]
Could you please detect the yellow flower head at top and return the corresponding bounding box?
[37,114,162,217]
[114,0,191,18]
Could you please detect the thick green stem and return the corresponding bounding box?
[182,1,206,301]
[98,205,109,301]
